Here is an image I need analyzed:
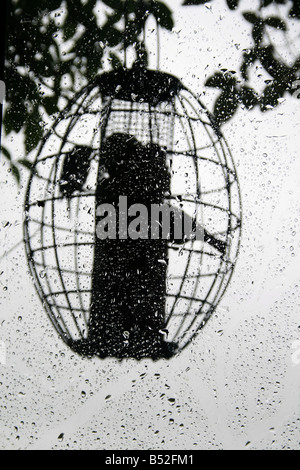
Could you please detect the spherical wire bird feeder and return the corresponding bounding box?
[24,65,241,360]
[24,49,241,360]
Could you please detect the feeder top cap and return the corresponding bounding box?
[97,67,183,105]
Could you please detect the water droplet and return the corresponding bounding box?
[158,259,167,266]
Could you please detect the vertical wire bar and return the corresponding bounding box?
[74,195,89,334]
[51,110,89,340]
[156,18,160,71]
[123,0,128,69]
[148,103,153,144]
[178,135,237,347]
[25,164,71,341]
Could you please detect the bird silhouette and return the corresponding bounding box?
[59,146,93,200]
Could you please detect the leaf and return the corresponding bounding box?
[260,81,286,111]
[264,17,287,31]
[241,49,257,80]
[205,72,237,90]
[258,46,291,80]
[226,0,240,9]
[252,23,265,44]
[242,13,266,44]
[289,2,300,19]
[213,90,239,125]
[101,0,123,10]
[63,21,78,40]
[260,0,274,7]
[10,164,21,184]
[60,146,93,198]
[243,12,260,25]
[183,0,238,7]
[182,0,211,5]
[24,109,44,154]
[43,96,59,115]
[151,1,174,31]
[109,52,123,70]
[1,146,11,162]
[239,86,259,109]
[101,25,124,47]
[18,159,33,171]
[4,103,27,134]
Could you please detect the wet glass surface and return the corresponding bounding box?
[0,0,300,450]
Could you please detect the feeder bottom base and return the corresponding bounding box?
[68,336,178,361]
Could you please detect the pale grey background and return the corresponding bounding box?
[0,0,300,450]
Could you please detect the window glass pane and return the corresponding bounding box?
[1,0,299,451]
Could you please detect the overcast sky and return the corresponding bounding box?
[0,0,300,450]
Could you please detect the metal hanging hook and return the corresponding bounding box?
[122,0,153,70]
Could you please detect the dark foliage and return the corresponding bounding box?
[184,0,300,124]
[2,0,300,179]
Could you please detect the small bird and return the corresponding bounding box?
[59,146,93,200]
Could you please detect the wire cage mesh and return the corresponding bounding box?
[24,67,241,359]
